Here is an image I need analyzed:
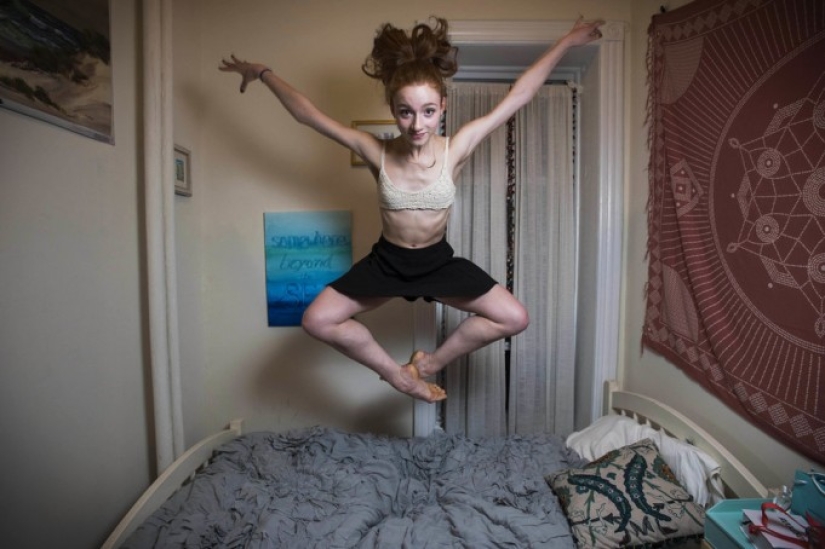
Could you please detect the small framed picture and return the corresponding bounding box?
[174,145,192,196]
[351,120,399,166]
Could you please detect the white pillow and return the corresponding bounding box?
[566,415,724,507]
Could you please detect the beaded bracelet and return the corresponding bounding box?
[259,68,273,81]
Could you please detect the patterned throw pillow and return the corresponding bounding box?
[547,439,705,548]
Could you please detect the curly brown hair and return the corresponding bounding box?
[362,17,458,106]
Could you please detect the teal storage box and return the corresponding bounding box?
[705,498,770,549]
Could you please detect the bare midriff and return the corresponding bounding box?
[380,208,450,248]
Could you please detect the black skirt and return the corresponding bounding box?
[329,236,497,302]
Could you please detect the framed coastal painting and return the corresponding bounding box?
[350,120,400,166]
[0,0,113,143]
[263,211,352,327]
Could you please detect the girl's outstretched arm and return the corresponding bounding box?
[450,18,604,171]
[219,55,382,167]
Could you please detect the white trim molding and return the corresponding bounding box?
[591,22,625,423]
[144,0,185,471]
[449,20,583,44]
[413,301,438,436]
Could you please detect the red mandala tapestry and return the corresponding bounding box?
[645,0,825,463]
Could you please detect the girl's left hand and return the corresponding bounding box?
[565,17,605,46]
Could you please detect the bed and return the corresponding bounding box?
[103,381,768,548]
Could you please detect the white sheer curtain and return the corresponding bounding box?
[442,82,576,437]
[443,83,510,437]
[510,85,576,435]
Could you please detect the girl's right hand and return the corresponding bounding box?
[219,54,269,93]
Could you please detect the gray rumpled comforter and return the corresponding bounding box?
[124,426,586,548]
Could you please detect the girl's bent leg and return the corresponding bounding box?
[302,287,446,402]
[410,284,529,377]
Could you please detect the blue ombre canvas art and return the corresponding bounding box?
[264,211,352,326]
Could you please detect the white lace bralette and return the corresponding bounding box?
[378,138,456,210]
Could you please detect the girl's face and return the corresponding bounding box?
[391,83,445,146]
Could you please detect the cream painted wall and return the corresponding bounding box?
[0,2,151,548]
[620,1,819,489]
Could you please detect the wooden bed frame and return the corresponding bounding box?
[102,383,768,549]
